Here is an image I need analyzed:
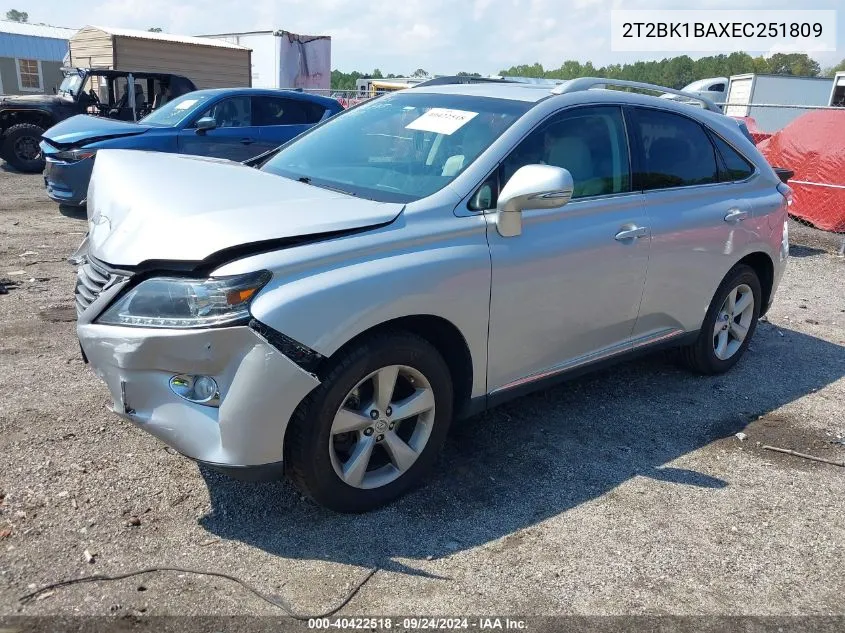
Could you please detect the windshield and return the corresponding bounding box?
[139,92,214,127]
[261,92,531,202]
[58,73,84,97]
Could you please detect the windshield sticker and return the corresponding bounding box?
[175,99,198,110]
[405,108,478,135]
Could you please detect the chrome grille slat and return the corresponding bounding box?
[75,258,118,317]
[78,270,101,294]
[86,262,110,284]
[76,281,96,303]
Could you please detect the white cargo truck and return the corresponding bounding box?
[830,71,845,107]
[199,30,331,91]
[724,73,834,132]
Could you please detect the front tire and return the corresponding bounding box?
[2,123,46,173]
[285,331,453,513]
[681,264,761,375]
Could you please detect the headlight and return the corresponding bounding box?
[96,271,271,329]
[53,148,97,162]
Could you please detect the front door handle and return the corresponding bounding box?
[614,226,649,241]
[240,138,255,145]
[724,209,748,223]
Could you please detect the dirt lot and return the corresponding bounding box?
[1,166,844,619]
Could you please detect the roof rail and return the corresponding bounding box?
[551,77,721,113]
[413,76,567,88]
[413,76,510,87]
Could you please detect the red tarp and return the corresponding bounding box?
[757,110,845,233]
[732,116,772,144]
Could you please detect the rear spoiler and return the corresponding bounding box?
[772,167,794,184]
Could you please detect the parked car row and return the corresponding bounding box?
[0,67,197,173]
[40,88,343,206]
[65,76,790,512]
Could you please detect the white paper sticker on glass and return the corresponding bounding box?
[175,99,198,110]
[406,108,478,135]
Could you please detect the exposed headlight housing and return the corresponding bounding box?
[53,148,97,162]
[96,271,271,329]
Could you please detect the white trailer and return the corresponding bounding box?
[830,71,845,107]
[199,30,331,91]
[724,73,834,133]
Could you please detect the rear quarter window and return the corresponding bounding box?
[711,133,755,181]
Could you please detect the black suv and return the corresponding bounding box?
[0,67,196,173]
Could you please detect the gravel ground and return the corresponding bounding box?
[0,166,844,619]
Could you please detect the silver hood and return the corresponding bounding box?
[86,150,404,268]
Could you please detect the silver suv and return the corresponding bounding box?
[76,78,790,512]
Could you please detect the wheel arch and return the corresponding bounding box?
[322,314,476,420]
[0,109,55,134]
[736,251,775,315]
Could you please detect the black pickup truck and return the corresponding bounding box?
[0,67,196,172]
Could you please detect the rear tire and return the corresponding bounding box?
[285,331,453,513]
[2,123,46,173]
[681,264,761,375]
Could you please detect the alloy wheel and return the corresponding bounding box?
[14,136,41,162]
[713,283,754,361]
[329,364,436,489]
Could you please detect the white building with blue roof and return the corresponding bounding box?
[0,20,76,95]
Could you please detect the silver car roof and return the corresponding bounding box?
[409,80,739,134]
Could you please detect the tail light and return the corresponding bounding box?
[777,182,793,208]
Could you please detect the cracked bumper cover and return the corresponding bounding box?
[77,323,321,469]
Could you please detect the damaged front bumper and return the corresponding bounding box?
[77,323,320,475]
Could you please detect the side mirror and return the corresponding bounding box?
[195,116,217,133]
[496,164,574,237]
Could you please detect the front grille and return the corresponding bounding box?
[75,258,112,316]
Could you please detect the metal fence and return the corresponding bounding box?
[297,88,372,108]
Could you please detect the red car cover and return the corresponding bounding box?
[757,110,845,232]
[732,116,772,144]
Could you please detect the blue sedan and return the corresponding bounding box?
[40,88,343,206]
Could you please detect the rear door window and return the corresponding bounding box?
[631,108,719,190]
[252,96,326,126]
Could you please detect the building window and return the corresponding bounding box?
[15,59,43,92]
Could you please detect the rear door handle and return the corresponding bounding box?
[614,226,649,241]
[724,209,748,223]
[240,138,255,145]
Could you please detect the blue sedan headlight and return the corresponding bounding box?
[53,148,97,162]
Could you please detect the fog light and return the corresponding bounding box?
[169,374,220,407]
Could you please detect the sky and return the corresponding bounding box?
[8,0,845,74]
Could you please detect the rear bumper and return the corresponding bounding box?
[43,155,93,206]
[77,323,321,467]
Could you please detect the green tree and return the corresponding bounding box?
[341,70,365,91]
[765,53,821,76]
[412,68,428,78]
[5,9,28,22]
[498,52,823,87]
[823,58,845,76]
[148,27,163,32]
